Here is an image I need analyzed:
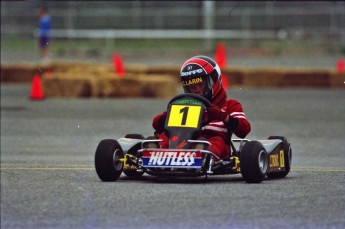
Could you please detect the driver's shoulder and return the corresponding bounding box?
[224,98,241,105]
[221,98,243,111]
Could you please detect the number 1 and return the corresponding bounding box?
[180,107,189,125]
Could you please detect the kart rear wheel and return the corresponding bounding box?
[240,141,268,183]
[267,136,292,179]
[95,139,124,182]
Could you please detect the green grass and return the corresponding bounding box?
[2,35,343,56]
[2,36,206,51]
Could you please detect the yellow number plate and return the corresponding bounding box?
[167,105,202,128]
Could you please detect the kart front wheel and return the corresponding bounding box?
[95,139,124,182]
[240,141,268,183]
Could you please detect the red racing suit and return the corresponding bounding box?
[152,92,251,160]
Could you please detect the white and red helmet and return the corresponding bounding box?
[180,55,222,102]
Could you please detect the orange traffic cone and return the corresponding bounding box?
[30,75,44,100]
[221,74,229,90]
[112,54,125,77]
[336,58,344,73]
[215,43,228,90]
[215,42,227,69]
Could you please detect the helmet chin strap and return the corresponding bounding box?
[204,90,213,102]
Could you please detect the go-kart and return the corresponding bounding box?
[95,93,292,183]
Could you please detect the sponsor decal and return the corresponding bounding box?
[181,77,203,86]
[279,150,285,167]
[181,69,203,77]
[142,150,202,168]
[174,99,202,105]
[269,154,279,168]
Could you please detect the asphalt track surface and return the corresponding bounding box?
[1,85,344,229]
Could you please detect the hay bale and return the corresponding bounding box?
[93,74,177,98]
[42,72,177,98]
[3,61,344,90]
[42,74,93,97]
[95,76,142,97]
[126,64,180,76]
[241,67,285,87]
[48,61,112,76]
[126,64,151,74]
[238,67,342,88]
[48,61,95,72]
[283,69,330,88]
[222,67,247,87]
[146,65,180,76]
[329,71,345,88]
[1,63,46,83]
[138,75,178,97]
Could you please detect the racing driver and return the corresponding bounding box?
[152,55,251,160]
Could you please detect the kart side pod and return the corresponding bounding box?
[258,138,291,176]
[235,138,288,183]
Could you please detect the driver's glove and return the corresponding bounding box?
[206,105,228,121]
[152,111,168,133]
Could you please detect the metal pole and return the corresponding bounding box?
[203,1,215,51]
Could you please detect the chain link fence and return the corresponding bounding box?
[2,1,344,41]
[1,1,345,65]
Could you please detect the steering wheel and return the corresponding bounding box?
[168,93,212,108]
[167,93,212,125]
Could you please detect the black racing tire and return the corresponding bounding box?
[95,139,124,182]
[266,136,292,179]
[240,141,268,183]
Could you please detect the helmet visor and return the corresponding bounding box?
[181,75,211,97]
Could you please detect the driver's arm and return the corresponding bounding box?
[207,100,251,138]
[225,100,251,138]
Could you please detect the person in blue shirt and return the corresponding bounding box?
[38,7,52,62]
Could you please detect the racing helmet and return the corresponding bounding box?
[180,55,222,102]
